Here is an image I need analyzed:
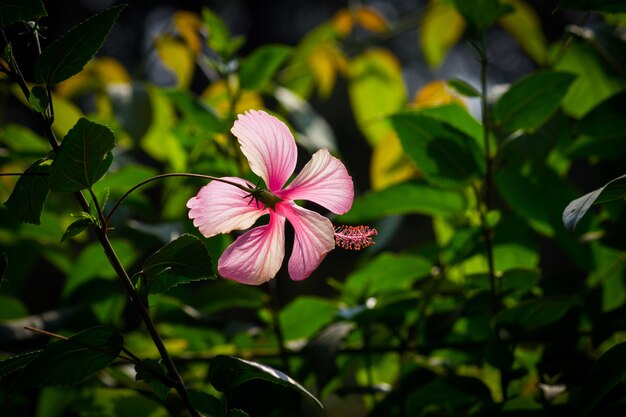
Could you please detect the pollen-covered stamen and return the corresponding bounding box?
[334,225,378,250]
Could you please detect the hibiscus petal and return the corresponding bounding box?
[231,110,297,192]
[277,149,354,214]
[218,214,286,285]
[187,177,267,238]
[278,203,335,281]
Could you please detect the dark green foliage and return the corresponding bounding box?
[0,0,46,28]
[28,85,49,113]
[134,359,169,400]
[558,0,626,13]
[453,0,513,33]
[238,44,292,90]
[4,158,50,224]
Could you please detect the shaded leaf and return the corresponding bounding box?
[406,376,492,415]
[135,359,169,401]
[29,85,49,113]
[16,326,122,387]
[61,215,94,243]
[582,342,626,415]
[165,89,225,133]
[0,252,6,289]
[338,181,467,223]
[494,71,576,134]
[0,351,40,380]
[391,112,485,186]
[578,91,626,140]
[0,0,46,28]
[35,5,126,85]
[4,158,51,225]
[419,0,466,68]
[558,0,626,13]
[49,118,114,192]
[188,390,226,417]
[239,44,292,90]
[453,0,514,33]
[70,387,169,417]
[140,234,215,295]
[495,296,579,335]
[0,124,49,154]
[209,355,322,408]
[562,174,626,232]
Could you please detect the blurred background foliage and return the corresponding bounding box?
[1,0,626,416]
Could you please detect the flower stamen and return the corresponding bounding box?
[334,225,377,250]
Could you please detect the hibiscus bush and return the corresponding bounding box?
[1,0,626,416]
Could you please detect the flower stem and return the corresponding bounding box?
[267,279,290,373]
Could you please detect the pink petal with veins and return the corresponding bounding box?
[278,202,335,281]
[277,149,354,215]
[187,177,267,238]
[218,214,286,285]
[231,110,297,192]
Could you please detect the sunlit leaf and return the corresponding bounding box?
[239,44,292,91]
[370,131,417,190]
[552,42,626,118]
[493,71,576,134]
[60,215,93,243]
[4,158,50,225]
[209,355,323,408]
[412,80,464,108]
[420,0,466,68]
[202,8,231,58]
[391,112,485,186]
[155,35,195,88]
[349,48,406,146]
[16,326,123,387]
[452,0,513,33]
[0,0,46,28]
[165,89,224,133]
[202,79,264,117]
[35,5,126,85]
[558,0,626,13]
[50,92,83,138]
[71,388,169,417]
[417,103,482,144]
[563,174,626,232]
[499,0,548,64]
[343,252,432,300]
[139,234,215,295]
[48,118,114,192]
[338,181,467,223]
[308,42,347,98]
[173,11,203,54]
[0,124,49,153]
[279,297,336,341]
[355,6,389,33]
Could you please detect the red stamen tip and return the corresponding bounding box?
[334,225,377,250]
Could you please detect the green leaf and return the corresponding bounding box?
[337,181,467,223]
[495,296,579,335]
[582,342,626,415]
[562,174,626,233]
[499,0,548,64]
[452,0,514,33]
[70,388,169,417]
[16,326,122,388]
[61,216,94,243]
[29,85,49,113]
[419,0,466,68]
[165,89,225,133]
[558,0,626,13]
[343,252,432,300]
[0,124,49,154]
[349,49,407,146]
[416,103,483,145]
[0,0,46,28]
[49,118,115,192]
[239,44,292,90]
[407,376,492,415]
[279,297,336,341]
[4,158,51,225]
[447,78,480,97]
[188,390,226,417]
[135,359,169,401]
[202,8,231,58]
[0,252,6,289]
[139,234,215,295]
[391,113,485,186]
[34,5,126,85]
[209,355,322,408]
[493,71,576,134]
[0,351,39,380]
[578,92,626,140]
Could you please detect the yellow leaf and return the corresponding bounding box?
[370,131,418,190]
[412,80,464,108]
[94,57,131,85]
[419,0,466,68]
[51,92,83,138]
[308,44,347,99]
[56,57,131,98]
[356,7,389,33]
[331,9,353,37]
[173,11,203,54]
[348,48,406,146]
[156,35,195,88]
[499,0,548,65]
[201,79,264,117]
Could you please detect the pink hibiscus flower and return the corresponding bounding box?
[187,110,354,285]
